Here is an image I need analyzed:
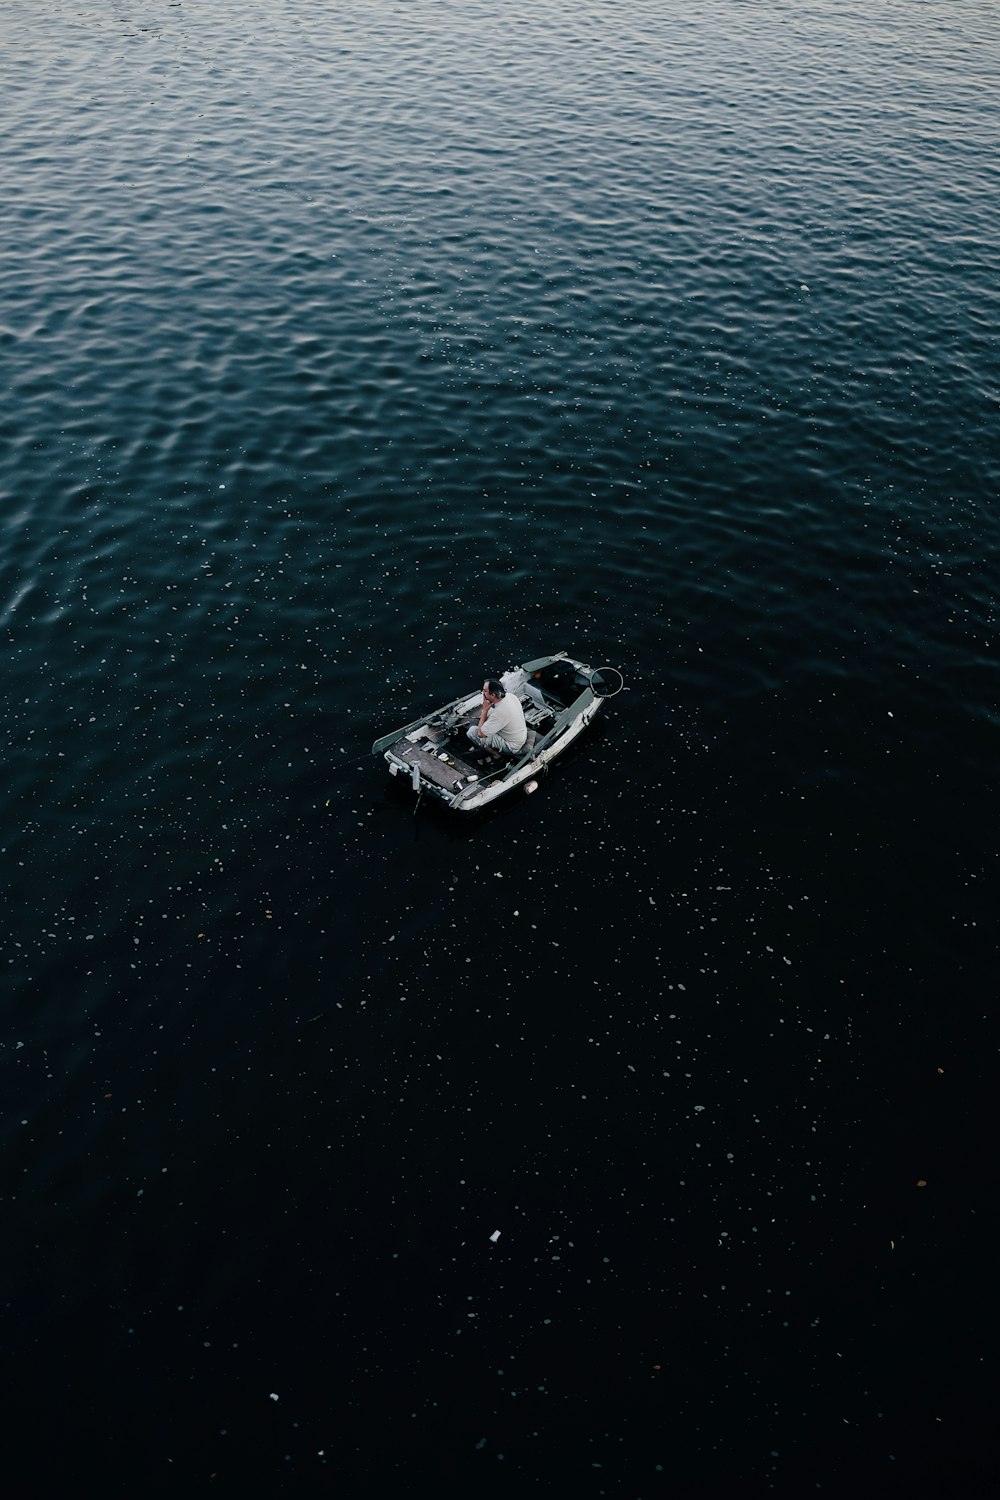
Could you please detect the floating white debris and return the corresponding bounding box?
[269,1393,279,1402]
[489,1229,501,1243]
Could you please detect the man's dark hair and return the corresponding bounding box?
[486,679,505,698]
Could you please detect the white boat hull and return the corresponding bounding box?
[374,652,613,812]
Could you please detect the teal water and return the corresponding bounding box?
[3,2,998,1493]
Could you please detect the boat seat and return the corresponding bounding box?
[482,728,536,766]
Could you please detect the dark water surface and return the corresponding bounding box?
[3,1,998,1494]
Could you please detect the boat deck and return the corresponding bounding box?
[394,740,474,792]
[395,716,544,794]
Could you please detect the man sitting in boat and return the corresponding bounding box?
[467,679,527,757]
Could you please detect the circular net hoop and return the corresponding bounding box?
[589,666,624,698]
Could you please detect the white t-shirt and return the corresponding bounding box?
[482,693,527,750]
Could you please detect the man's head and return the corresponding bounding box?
[484,679,505,703]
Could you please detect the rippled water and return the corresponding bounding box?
[4,1,998,1493]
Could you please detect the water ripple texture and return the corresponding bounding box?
[2,2,999,1491]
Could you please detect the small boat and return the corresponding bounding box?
[372,651,623,812]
